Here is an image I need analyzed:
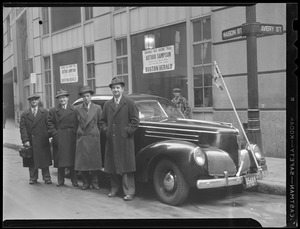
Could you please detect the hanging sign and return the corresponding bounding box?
[30,73,36,84]
[60,64,78,83]
[143,45,175,74]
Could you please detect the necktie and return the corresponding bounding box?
[115,99,119,109]
[33,108,37,117]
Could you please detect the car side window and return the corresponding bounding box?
[136,101,167,120]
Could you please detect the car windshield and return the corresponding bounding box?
[160,102,185,119]
[136,100,185,120]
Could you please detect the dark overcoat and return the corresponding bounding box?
[19,107,52,169]
[74,103,102,171]
[48,104,76,168]
[100,95,140,174]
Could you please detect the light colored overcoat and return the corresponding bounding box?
[47,104,76,168]
[100,95,139,174]
[74,102,102,171]
[20,107,52,169]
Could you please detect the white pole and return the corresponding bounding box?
[214,61,261,173]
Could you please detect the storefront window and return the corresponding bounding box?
[193,17,212,108]
[131,23,187,101]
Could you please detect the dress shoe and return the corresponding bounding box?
[123,195,134,201]
[72,182,78,187]
[45,180,52,184]
[82,184,90,190]
[108,192,117,197]
[92,184,100,190]
[56,183,64,187]
[29,180,37,185]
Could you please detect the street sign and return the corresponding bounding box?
[259,23,283,35]
[30,73,36,84]
[222,26,243,40]
[222,23,283,40]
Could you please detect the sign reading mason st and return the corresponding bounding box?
[222,26,243,40]
[222,23,283,40]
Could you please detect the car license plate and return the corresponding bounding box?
[244,174,257,188]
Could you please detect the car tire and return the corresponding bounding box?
[153,159,190,206]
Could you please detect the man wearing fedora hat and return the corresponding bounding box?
[20,94,53,185]
[74,85,103,190]
[100,77,140,201]
[47,89,78,187]
[171,88,191,118]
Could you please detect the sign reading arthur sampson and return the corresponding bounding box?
[60,64,78,83]
[143,45,175,74]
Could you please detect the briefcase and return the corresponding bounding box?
[19,146,33,158]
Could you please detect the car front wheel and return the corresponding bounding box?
[153,159,190,206]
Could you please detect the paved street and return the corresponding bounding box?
[3,147,286,227]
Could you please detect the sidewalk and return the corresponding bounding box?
[3,118,286,196]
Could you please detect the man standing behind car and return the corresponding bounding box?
[74,86,102,190]
[20,94,52,185]
[47,89,78,187]
[100,77,140,201]
[171,88,191,118]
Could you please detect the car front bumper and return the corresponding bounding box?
[196,169,267,190]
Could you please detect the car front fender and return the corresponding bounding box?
[135,140,206,186]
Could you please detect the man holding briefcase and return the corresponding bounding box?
[19,94,52,185]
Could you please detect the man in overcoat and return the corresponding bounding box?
[48,89,78,187]
[74,86,102,190]
[100,77,140,201]
[20,94,52,184]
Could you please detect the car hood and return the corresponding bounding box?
[142,118,239,135]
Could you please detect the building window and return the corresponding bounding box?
[44,56,52,108]
[6,16,11,43]
[42,7,49,35]
[116,39,128,93]
[114,7,125,11]
[24,85,30,109]
[85,7,93,20]
[51,7,81,33]
[86,46,95,92]
[193,17,212,108]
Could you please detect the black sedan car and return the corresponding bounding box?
[73,94,267,206]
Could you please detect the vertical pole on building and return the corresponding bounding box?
[245,5,263,153]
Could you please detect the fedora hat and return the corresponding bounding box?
[109,77,125,88]
[27,94,40,100]
[172,88,181,92]
[79,85,94,96]
[55,89,69,98]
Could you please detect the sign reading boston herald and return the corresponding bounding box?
[60,64,78,83]
[143,45,175,74]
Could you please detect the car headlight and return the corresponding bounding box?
[247,144,262,161]
[193,147,205,166]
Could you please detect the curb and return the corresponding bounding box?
[3,143,286,196]
[3,142,22,151]
[257,180,286,196]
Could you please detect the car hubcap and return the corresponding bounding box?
[163,171,175,192]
